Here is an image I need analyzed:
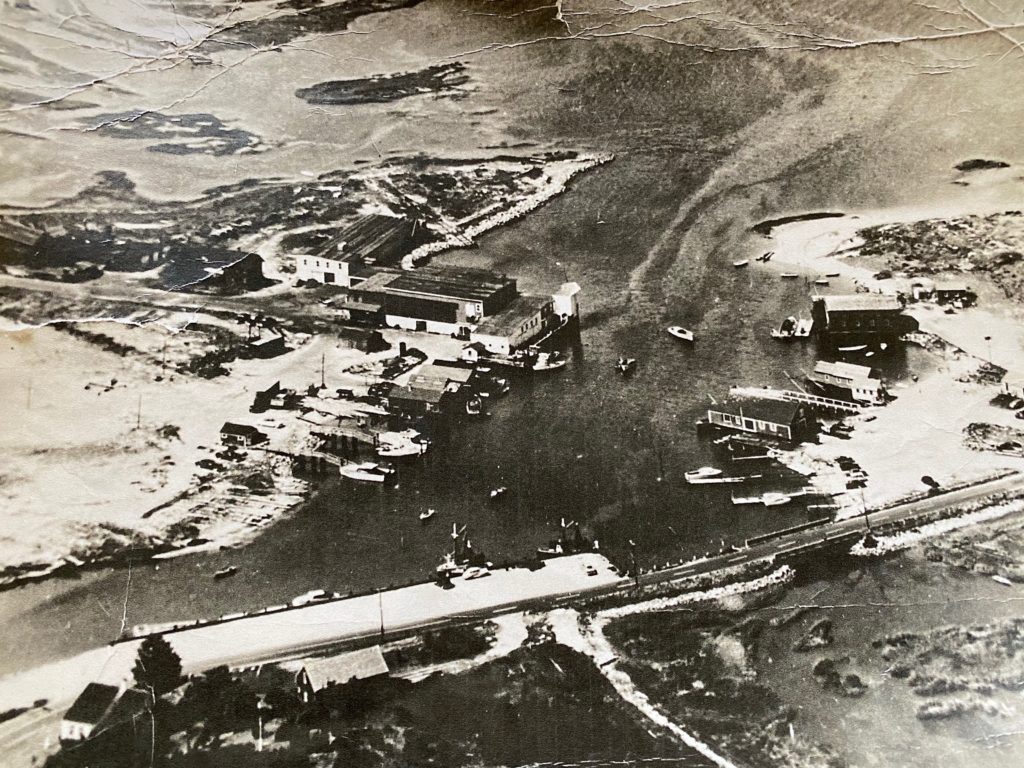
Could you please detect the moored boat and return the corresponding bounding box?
[733,259,750,268]
[616,356,638,375]
[532,351,567,372]
[340,461,389,483]
[667,326,695,342]
[684,466,723,483]
[213,565,238,580]
[420,508,437,522]
[780,272,799,279]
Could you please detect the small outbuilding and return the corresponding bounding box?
[295,646,389,703]
[220,422,269,447]
[61,683,120,743]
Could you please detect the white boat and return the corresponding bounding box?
[794,318,813,337]
[489,486,508,499]
[533,351,567,372]
[667,326,695,342]
[762,492,793,507]
[685,466,723,483]
[837,344,867,353]
[814,278,830,286]
[992,575,1013,587]
[688,472,763,485]
[419,508,437,522]
[463,566,491,580]
[780,273,799,279]
[340,462,388,482]
[733,259,750,268]
[377,438,428,457]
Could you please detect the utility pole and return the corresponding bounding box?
[321,352,326,389]
[378,590,385,641]
[136,394,142,429]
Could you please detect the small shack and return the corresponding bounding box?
[246,334,286,359]
[295,646,390,703]
[934,282,976,308]
[220,422,269,447]
[61,683,120,743]
[706,398,817,443]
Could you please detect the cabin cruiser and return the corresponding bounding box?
[667,326,695,342]
[684,466,723,483]
[340,461,391,482]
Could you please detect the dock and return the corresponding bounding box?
[729,386,864,414]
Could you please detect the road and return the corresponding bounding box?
[1,467,1020,763]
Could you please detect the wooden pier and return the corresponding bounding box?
[729,386,864,414]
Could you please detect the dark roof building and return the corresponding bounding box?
[295,646,390,703]
[707,398,816,443]
[220,422,269,445]
[812,293,918,345]
[60,683,120,742]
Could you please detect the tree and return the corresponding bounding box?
[132,635,183,696]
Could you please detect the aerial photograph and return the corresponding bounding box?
[1,0,1024,766]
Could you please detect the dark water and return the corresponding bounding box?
[1,0,1021,674]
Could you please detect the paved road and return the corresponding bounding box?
[1,472,1020,762]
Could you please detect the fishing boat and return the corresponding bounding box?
[532,351,567,372]
[684,466,723,483]
[436,551,464,578]
[616,356,638,375]
[780,273,799,279]
[771,316,799,340]
[213,565,238,580]
[733,259,750,268]
[667,326,695,342]
[419,508,437,522]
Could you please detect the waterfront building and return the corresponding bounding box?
[706,398,817,443]
[220,422,269,447]
[469,294,556,355]
[295,646,389,703]
[811,294,918,345]
[808,360,884,404]
[294,213,430,287]
[350,266,518,337]
[383,384,449,416]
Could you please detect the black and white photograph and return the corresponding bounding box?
[2,1,1024,766]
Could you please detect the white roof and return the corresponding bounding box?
[819,294,902,312]
[813,360,877,380]
[301,646,388,690]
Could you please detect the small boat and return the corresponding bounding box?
[814,278,830,286]
[532,351,567,372]
[465,396,484,416]
[762,492,793,507]
[992,575,1013,587]
[688,473,763,485]
[667,326,695,342]
[436,551,464,577]
[733,259,750,268]
[419,508,437,522]
[780,273,799,279]
[616,356,637,375]
[377,440,427,457]
[489,486,508,499]
[825,272,840,278]
[463,566,491,580]
[213,566,238,580]
[685,466,723,483]
[340,462,388,483]
[837,344,867,353]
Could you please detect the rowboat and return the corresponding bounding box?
[733,259,750,268]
